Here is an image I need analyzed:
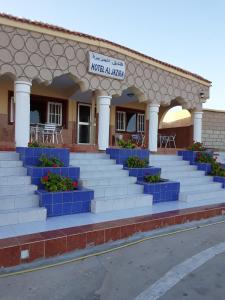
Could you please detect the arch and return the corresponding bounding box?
[111,85,146,103]
[159,104,191,129]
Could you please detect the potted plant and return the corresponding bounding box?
[37,172,94,217]
[137,173,180,203]
[106,139,149,165]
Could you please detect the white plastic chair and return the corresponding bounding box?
[42,123,56,143]
[55,126,64,144]
[165,134,176,148]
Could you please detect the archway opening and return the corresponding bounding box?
[158,105,193,149]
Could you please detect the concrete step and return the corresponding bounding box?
[0,152,19,160]
[0,176,31,186]
[70,158,115,166]
[180,182,222,193]
[0,207,47,226]
[0,160,23,167]
[179,189,225,202]
[161,170,206,180]
[150,154,182,162]
[0,184,37,196]
[150,160,190,167]
[93,184,143,198]
[80,176,137,187]
[91,194,153,213]
[80,169,129,179]
[79,164,123,172]
[179,176,213,186]
[0,194,39,210]
[160,165,197,172]
[0,167,27,176]
[70,153,108,160]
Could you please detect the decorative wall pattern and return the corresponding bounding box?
[0,24,209,109]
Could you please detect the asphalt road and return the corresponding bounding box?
[1,217,225,300]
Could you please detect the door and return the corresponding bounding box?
[77,103,91,144]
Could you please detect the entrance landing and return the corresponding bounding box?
[0,201,225,268]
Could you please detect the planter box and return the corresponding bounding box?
[195,163,212,175]
[137,179,180,204]
[106,148,149,165]
[178,150,214,165]
[27,166,80,188]
[213,176,225,188]
[37,187,94,217]
[16,147,69,167]
[124,166,161,181]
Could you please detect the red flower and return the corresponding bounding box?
[52,164,58,167]
[72,181,78,187]
[42,176,49,182]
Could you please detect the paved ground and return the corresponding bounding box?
[1,217,225,300]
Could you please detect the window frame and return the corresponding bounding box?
[116,111,126,131]
[47,101,63,126]
[137,113,145,133]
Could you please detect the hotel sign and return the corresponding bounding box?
[88,51,125,80]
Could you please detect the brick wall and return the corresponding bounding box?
[202,110,225,150]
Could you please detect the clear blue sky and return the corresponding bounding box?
[0,0,224,109]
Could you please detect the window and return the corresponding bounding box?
[116,109,145,133]
[116,111,126,131]
[47,102,62,126]
[137,113,145,132]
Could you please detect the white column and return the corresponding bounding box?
[97,95,111,150]
[193,111,203,143]
[15,80,31,147]
[148,103,160,152]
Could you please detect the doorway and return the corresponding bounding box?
[77,103,91,144]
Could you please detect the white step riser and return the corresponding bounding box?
[0,168,27,176]
[0,161,23,167]
[79,164,123,172]
[180,177,213,186]
[150,161,189,167]
[91,195,152,213]
[0,152,19,160]
[94,185,143,198]
[70,154,108,159]
[159,165,197,172]
[70,159,115,166]
[179,190,225,202]
[0,176,31,186]
[150,155,182,162]
[0,195,39,210]
[80,176,137,187]
[80,170,129,179]
[0,185,37,196]
[180,183,222,193]
[161,170,205,179]
[0,208,47,227]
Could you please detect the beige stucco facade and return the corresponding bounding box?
[0,14,211,149]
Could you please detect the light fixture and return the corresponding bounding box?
[199,91,205,99]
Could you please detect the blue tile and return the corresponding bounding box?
[53,192,63,204]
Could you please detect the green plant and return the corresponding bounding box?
[39,155,64,167]
[28,141,54,148]
[196,152,225,177]
[196,152,214,164]
[127,156,148,168]
[144,173,161,183]
[187,142,205,151]
[118,139,136,149]
[41,172,78,192]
